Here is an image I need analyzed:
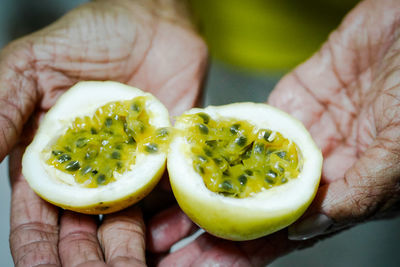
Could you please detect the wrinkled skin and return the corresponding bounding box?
[148,0,400,266]
[0,0,206,266]
[2,0,400,266]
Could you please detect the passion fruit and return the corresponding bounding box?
[22,81,171,214]
[168,103,322,241]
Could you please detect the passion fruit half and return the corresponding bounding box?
[22,81,171,214]
[168,103,322,241]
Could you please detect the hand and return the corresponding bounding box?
[1,0,207,266]
[148,0,400,265]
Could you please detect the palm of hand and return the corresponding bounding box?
[154,1,400,266]
[2,1,206,266]
[269,0,400,223]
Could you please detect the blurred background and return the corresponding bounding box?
[0,0,399,266]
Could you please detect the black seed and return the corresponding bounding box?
[198,124,209,134]
[276,151,287,159]
[263,130,272,142]
[131,103,141,112]
[277,165,285,173]
[105,117,113,127]
[76,138,88,148]
[85,149,98,160]
[116,161,123,169]
[97,174,106,185]
[281,177,288,183]
[229,157,241,166]
[92,170,98,175]
[213,157,223,165]
[64,146,72,152]
[198,112,210,124]
[238,175,247,185]
[266,170,277,179]
[205,140,217,147]
[254,143,265,153]
[203,147,213,157]
[115,144,123,150]
[91,128,97,134]
[127,136,136,145]
[222,169,230,176]
[58,154,71,163]
[198,155,208,163]
[52,150,63,156]
[241,146,252,159]
[244,169,253,176]
[156,128,169,138]
[144,143,158,153]
[230,123,240,134]
[220,180,233,191]
[65,160,80,172]
[111,151,121,159]
[265,177,275,184]
[81,165,92,175]
[195,164,204,174]
[235,136,247,146]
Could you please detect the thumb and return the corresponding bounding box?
[0,39,38,161]
[288,127,400,240]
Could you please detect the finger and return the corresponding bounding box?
[9,145,60,266]
[147,205,196,253]
[159,230,303,267]
[268,0,396,160]
[58,211,105,267]
[98,206,146,266]
[0,40,38,161]
[289,128,400,240]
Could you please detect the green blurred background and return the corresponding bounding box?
[189,0,358,71]
[0,1,399,266]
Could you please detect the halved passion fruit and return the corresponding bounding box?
[22,81,171,214]
[168,103,322,241]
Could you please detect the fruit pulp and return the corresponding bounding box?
[45,96,170,187]
[178,112,302,198]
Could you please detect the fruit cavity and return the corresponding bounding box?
[178,112,302,198]
[45,96,170,187]
[22,81,171,214]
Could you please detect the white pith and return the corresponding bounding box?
[168,103,323,239]
[22,81,170,208]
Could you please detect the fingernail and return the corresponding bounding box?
[288,213,333,241]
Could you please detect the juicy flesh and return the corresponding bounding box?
[180,112,302,198]
[45,96,170,187]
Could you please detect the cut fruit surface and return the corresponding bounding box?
[168,103,322,241]
[22,81,171,214]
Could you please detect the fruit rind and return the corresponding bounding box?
[22,81,170,214]
[168,102,322,240]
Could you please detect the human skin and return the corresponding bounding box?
[0,0,207,266]
[148,0,400,266]
[2,0,400,266]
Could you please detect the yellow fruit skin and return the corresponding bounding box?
[168,103,322,241]
[22,81,171,215]
[170,171,319,241]
[37,161,165,215]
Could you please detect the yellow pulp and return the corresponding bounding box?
[45,96,170,187]
[180,112,302,198]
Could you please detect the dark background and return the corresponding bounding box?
[0,1,399,266]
